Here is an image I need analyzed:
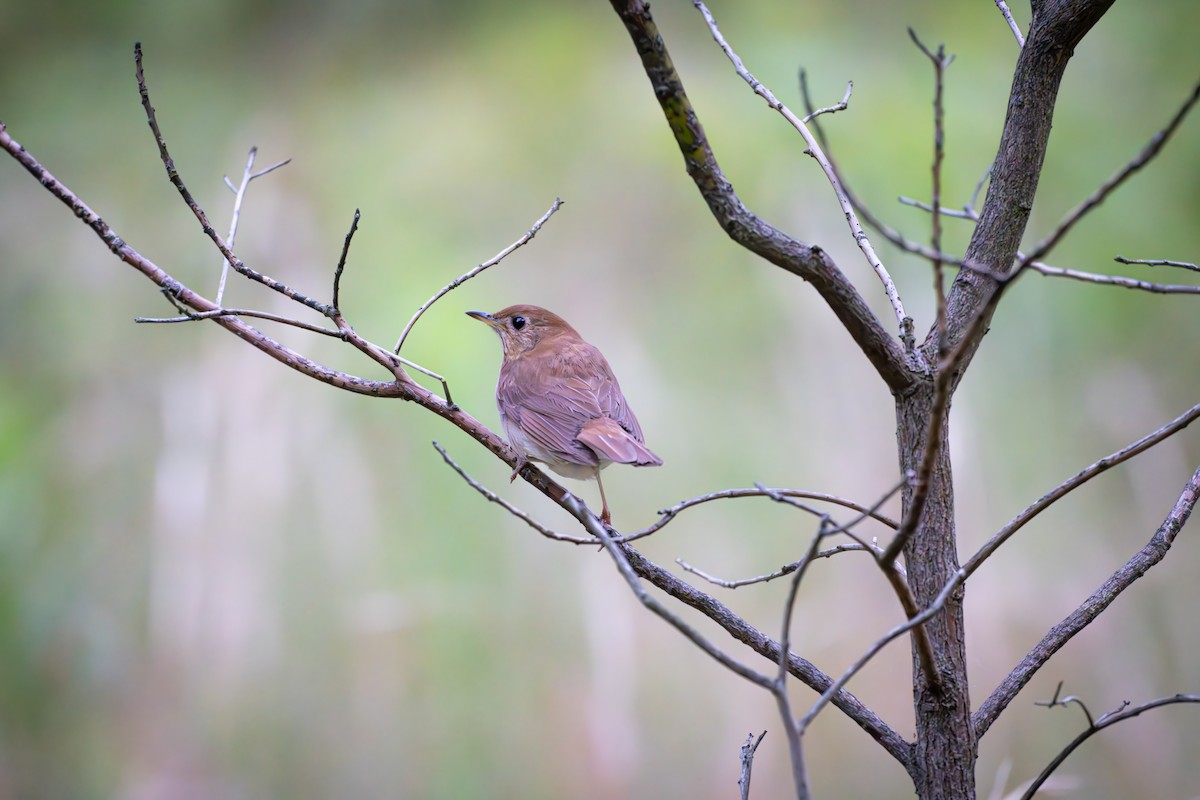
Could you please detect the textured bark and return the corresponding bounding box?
[897,390,975,797]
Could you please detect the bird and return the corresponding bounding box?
[466,304,662,525]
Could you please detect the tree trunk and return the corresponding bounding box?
[898,386,975,798]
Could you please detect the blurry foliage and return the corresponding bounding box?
[1,1,1198,798]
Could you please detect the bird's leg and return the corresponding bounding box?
[596,471,612,525]
[509,454,528,483]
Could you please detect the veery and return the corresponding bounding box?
[467,304,662,524]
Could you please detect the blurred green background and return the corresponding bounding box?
[2,1,1198,797]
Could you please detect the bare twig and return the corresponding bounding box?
[218,147,291,304]
[692,0,910,339]
[967,162,993,217]
[1020,78,1200,268]
[135,307,343,337]
[134,43,334,318]
[908,28,954,354]
[622,486,898,545]
[393,198,564,353]
[802,81,853,123]
[332,208,361,312]
[993,0,1025,47]
[1033,681,1095,727]
[1020,691,1200,800]
[898,196,977,219]
[1027,262,1200,294]
[678,540,899,590]
[975,466,1200,739]
[965,403,1200,578]
[738,731,768,800]
[1114,255,1200,272]
[432,442,594,544]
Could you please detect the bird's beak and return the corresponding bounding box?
[466,310,499,328]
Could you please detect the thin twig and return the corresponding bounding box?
[134,43,335,318]
[678,541,900,590]
[1020,692,1200,800]
[908,28,954,355]
[332,209,361,312]
[217,147,291,304]
[621,486,898,544]
[898,196,976,219]
[1020,79,1200,268]
[1028,262,1200,294]
[135,307,343,337]
[1114,255,1200,272]
[394,198,563,354]
[738,731,768,800]
[432,442,595,544]
[802,81,853,123]
[993,0,1025,47]
[964,402,1200,578]
[974,466,1200,739]
[692,0,909,340]
[967,162,992,217]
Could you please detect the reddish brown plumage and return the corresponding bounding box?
[467,304,662,523]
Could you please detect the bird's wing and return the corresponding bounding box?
[498,367,600,468]
[576,416,663,467]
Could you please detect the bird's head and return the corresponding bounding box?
[466,304,580,359]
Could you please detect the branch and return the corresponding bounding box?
[907,28,953,354]
[964,402,1200,578]
[1114,255,1200,273]
[393,198,564,353]
[432,442,594,545]
[692,0,910,340]
[738,731,768,800]
[974,466,1200,739]
[993,0,1026,47]
[622,486,898,544]
[623,546,913,766]
[1027,262,1200,294]
[218,147,291,304]
[607,0,914,392]
[134,43,335,318]
[1019,691,1200,800]
[800,567,967,732]
[1020,78,1200,268]
[678,540,899,591]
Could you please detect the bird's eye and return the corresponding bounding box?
[511,315,527,330]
